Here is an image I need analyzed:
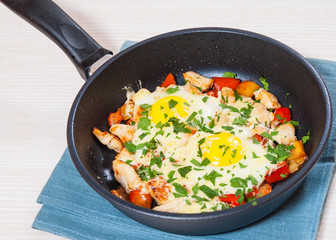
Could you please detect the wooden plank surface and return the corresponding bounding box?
[0,0,335,239]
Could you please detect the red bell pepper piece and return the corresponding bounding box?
[244,187,259,199]
[219,194,245,206]
[206,90,218,97]
[252,134,268,147]
[212,77,241,90]
[245,183,272,199]
[252,134,263,143]
[274,107,291,124]
[265,162,290,184]
[160,73,176,88]
[108,108,123,127]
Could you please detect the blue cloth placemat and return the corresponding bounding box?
[32,41,336,240]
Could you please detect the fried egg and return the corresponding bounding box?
[201,132,245,167]
[128,84,279,212]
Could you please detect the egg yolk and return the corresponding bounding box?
[150,96,189,124]
[201,132,245,167]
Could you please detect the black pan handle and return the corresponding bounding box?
[1,0,112,80]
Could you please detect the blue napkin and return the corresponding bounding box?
[32,41,336,240]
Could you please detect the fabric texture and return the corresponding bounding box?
[32,41,336,240]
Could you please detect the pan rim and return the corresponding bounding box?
[67,27,332,222]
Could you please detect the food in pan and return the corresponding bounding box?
[93,71,308,213]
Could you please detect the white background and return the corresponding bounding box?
[0,0,335,239]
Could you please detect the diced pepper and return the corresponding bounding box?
[244,187,259,199]
[258,183,272,197]
[287,140,306,161]
[212,77,241,91]
[287,140,307,173]
[274,107,291,124]
[253,134,263,143]
[265,162,290,183]
[108,108,123,127]
[245,183,272,200]
[129,190,153,208]
[160,73,176,88]
[219,194,245,206]
[236,81,260,97]
[206,90,218,97]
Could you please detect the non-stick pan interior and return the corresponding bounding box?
[68,28,330,233]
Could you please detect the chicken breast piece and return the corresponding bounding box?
[183,71,213,92]
[147,176,172,205]
[115,147,136,162]
[183,82,203,95]
[92,127,123,153]
[109,124,135,143]
[254,88,281,109]
[221,87,235,97]
[112,160,149,194]
[272,123,297,145]
[249,103,273,127]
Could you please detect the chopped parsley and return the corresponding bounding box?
[222,72,237,78]
[166,86,179,94]
[246,175,258,185]
[203,170,223,185]
[232,116,248,126]
[197,138,206,157]
[172,182,188,197]
[230,177,247,188]
[125,160,133,165]
[168,99,178,109]
[259,75,269,91]
[140,104,152,110]
[202,96,209,103]
[302,129,311,144]
[150,155,162,168]
[139,132,151,140]
[222,126,234,131]
[220,103,240,113]
[199,185,218,199]
[124,141,137,154]
[260,131,274,140]
[190,158,210,167]
[234,91,243,101]
[186,111,197,122]
[239,162,247,168]
[168,117,192,134]
[167,171,177,183]
[137,117,151,130]
[281,173,288,178]
[137,165,160,181]
[178,166,192,178]
[231,149,237,158]
[201,157,211,166]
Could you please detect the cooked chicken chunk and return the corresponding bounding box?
[183,82,203,95]
[113,160,149,194]
[147,176,172,205]
[254,88,281,109]
[109,124,135,143]
[250,103,274,127]
[92,127,123,153]
[183,71,213,92]
[272,123,297,145]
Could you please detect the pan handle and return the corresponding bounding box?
[1,0,112,80]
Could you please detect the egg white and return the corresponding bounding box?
[129,85,279,212]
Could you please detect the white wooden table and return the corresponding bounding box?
[0,0,335,239]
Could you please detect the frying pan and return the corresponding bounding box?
[2,0,332,235]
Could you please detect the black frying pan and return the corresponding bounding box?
[2,0,332,235]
